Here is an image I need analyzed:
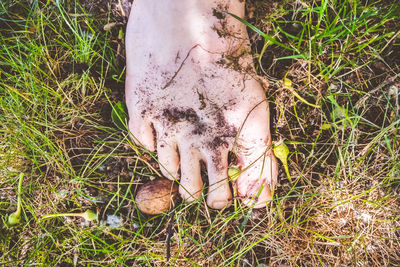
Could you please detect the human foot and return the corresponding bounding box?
[125,0,278,209]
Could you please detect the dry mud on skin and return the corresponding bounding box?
[125,0,277,207]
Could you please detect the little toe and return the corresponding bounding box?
[203,148,232,209]
[157,140,180,180]
[178,145,203,202]
[128,115,156,151]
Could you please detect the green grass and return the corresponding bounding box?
[1,0,400,266]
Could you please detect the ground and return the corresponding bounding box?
[0,0,399,266]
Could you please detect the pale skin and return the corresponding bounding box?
[125,0,278,209]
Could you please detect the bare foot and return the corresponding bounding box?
[125,0,278,209]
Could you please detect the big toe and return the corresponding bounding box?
[232,100,278,208]
[236,152,278,208]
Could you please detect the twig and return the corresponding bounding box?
[166,210,175,261]
[162,45,199,90]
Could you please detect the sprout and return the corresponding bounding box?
[283,77,293,88]
[273,140,292,184]
[228,166,241,181]
[42,209,98,222]
[321,123,332,130]
[228,166,241,211]
[283,77,320,109]
[8,173,24,226]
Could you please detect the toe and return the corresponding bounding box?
[237,151,278,208]
[178,145,203,202]
[157,140,180,180]
[128,115,155,151]
[203,148,232,209]
[233,100,278,208]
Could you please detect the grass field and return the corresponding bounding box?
[1,0,399,266]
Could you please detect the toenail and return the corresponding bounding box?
[209,200,231,209]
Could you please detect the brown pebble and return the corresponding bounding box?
[135,179,179,215]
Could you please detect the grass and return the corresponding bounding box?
[1,0,399,265]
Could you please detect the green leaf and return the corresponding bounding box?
[111,102,129,131]
[225,11,293,51]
